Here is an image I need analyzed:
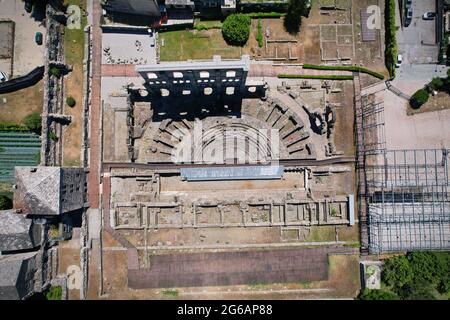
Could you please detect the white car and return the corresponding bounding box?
[0,71,8,83]
[396,54,403,68]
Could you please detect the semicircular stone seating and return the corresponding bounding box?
[140,98,316,163]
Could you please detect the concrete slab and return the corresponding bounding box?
[102,31,156,65]
[0,0,46,76]
[396,0,439,64]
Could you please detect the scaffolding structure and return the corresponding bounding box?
[355,84,450,254]
[366,150,450,253]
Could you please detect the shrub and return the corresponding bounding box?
[222,14,251,46]
[447,68,450,78]
[0,194,13,210]
[50,66,62,78]
[66,96,76,107]
[302,64,385,80]
[24,112,42,134]
[358,289,400,300]
[410,89,429,109]
[385,0,398,78]
[278,74,354,80]
[49,131,58,142]
[45,286,62,300]
[430,77,444,91]
[256,19,263,48]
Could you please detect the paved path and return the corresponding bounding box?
[100,63,353,78]
[249,64,353,77]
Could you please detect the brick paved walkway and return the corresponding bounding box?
[101,64,140,77]
[128,246,355,289]
[249,64,352,77]
[87,0,102,209]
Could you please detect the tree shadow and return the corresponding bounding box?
[283,13,302,35]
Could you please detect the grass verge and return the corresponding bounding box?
[302,64,385,80]
[278,74,354,80]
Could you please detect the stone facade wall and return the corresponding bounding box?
[60,168,86,214]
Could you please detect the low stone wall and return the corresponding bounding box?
[81,25,92,168]
[40,5,67,166]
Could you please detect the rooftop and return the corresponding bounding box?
[0,252,37,300]
[14,166,61,216]
[0,210,41,252]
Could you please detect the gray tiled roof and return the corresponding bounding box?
[0,252,37,300]
[0,210,41,252]
[14,167,61,215]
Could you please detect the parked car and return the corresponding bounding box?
[24,0,33,13]
[422,12,436,20]
[0,71,8,83]
[406,0,412,8]
[396,54,403,68]
[405,8,413,27]
[35,32,43,45]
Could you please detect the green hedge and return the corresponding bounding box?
[302,64,385,80]
[245,12,286,19]
[256,19,263,48]
[385,0,398,79]
[0,123,30,132]
[278,74,354,80]
[410,89,430,109]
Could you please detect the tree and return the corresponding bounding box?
[284,0,310,35]
[222,14,251,46]
[0,194,13,210]
[358,289,400,300]
[398,280,437,300]
[66,96,76,107]
[430,77,444,91]
[382,255,413,289]
[50,66,62,78]
[410,89,429,109]
[24,112,42,134]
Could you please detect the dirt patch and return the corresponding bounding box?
[0,81,44,124]
[337,224,360,242]
[407,91,450,115]
[300,26,321,64]
[326,254,360,297]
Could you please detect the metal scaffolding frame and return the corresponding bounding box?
[365,150,450,253]
[357,95,386,155]
[355,86,450,254]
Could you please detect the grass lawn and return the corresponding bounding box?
[305,226,336,242]
[63,0,87,166]
[64,0,87,67]
[159,29,242,61]
[327,254,360,297]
